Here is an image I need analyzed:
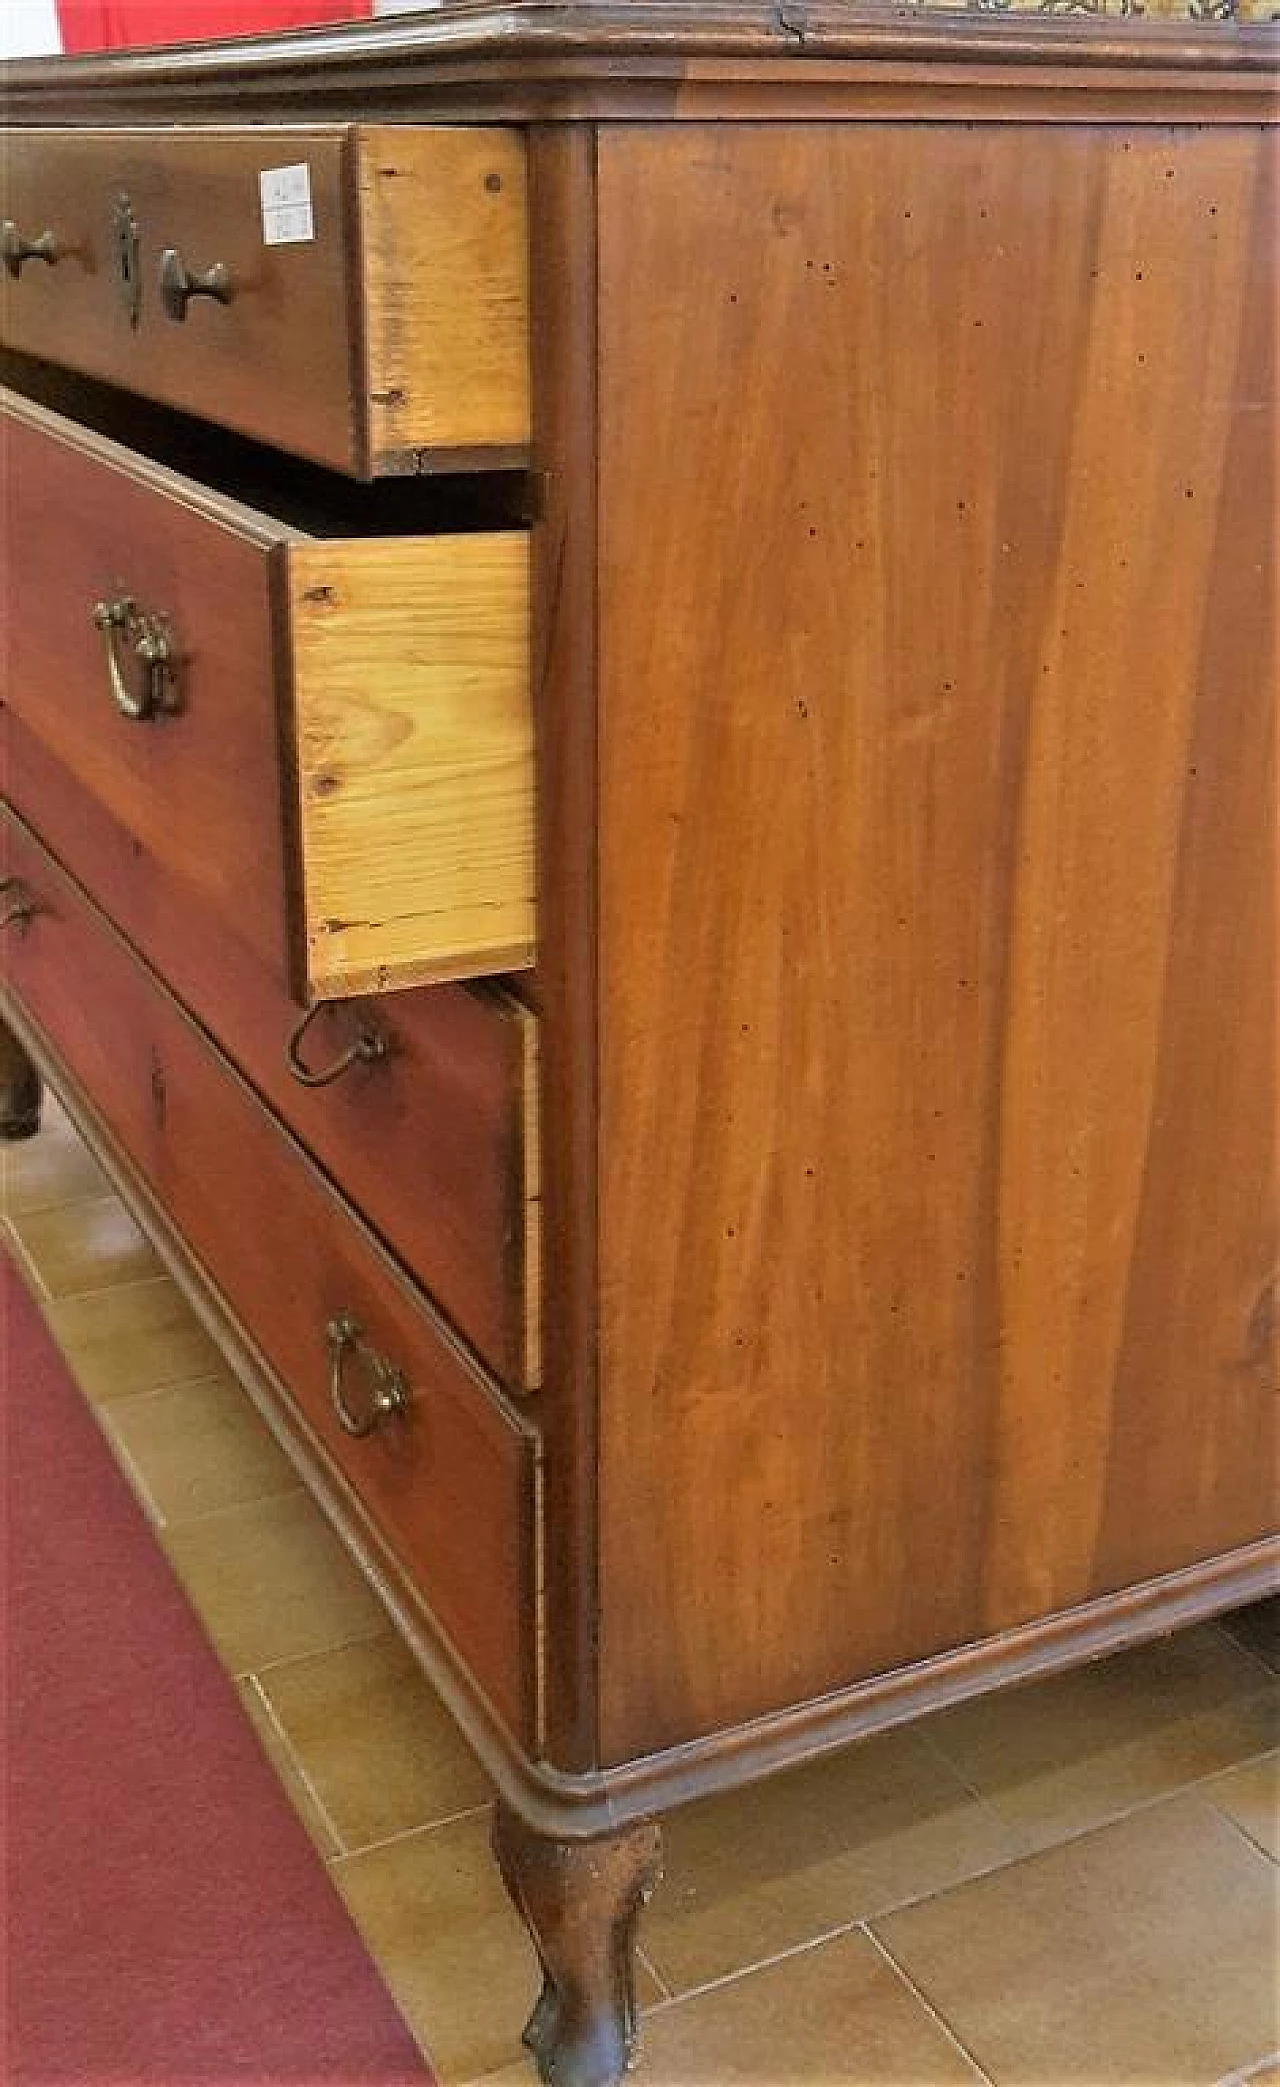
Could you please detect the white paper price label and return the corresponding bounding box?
[259,164,314,247]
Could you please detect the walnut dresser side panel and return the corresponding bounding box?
[594,120,1278,1764]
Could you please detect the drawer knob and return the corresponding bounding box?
[159,246,233,324]
[0,877,37,932]
[1,220,59,277]
[286,1004,390,1088]
[326,1312,409,1438]
[92,596,179,721]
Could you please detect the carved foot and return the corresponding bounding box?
[0,1017,41,1141]
[492,1804,663,2087]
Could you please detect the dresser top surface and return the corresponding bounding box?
[1,1,1275,122]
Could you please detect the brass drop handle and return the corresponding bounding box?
[0,877,37,931]
[286,1004,390,1088]
[92,596,179,721]
[326,1312,409,1438]
[1,219,59,277]
[159,246,233,323]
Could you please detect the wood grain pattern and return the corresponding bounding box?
[1,8,1274,136]
[2,387,295,991]
[286,533,533,998]
[522,125,608,1772]
[0,126,529,477]
[4,20,1277,1874]
[9,956,1278,1835]
[0,129,357,473]
[355,125,530,466]
[0,806,538,1740]
[2,389,534,1001]
[593,121,1277,1761]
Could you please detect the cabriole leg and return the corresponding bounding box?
[492,1803,662,2087]
[0,1016,41,1141]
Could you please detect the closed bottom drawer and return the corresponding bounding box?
[0,808,539,1742]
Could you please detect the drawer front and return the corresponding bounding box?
[0,127,529,476]
[5,716,541,1390]
[0,810,538,1741]
[2,388,534,999]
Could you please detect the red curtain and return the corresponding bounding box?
[56,0,371,52]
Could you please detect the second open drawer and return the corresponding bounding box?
[2,385,534,1001]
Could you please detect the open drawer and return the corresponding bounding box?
[2,385,534,1001]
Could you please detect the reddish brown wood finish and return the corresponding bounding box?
[492,1804,662,2085]
[3,393,295,988]
[1,0,1276,1879]
[593,121,1278,1761]
[4,714,538,1389]
[0,8,1274,132]
[0,808,538,1740]
[0,130,354,470]
[524,123,605,1773]
[0,126,528,477]
[2,392,540,1009]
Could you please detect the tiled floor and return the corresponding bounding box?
[4,1095,1278,2086]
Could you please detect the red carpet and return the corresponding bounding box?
[3,1255,436,2085]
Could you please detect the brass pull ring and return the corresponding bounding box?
[326,1312,409,1439]
[92,596,178,722]
[0,876,36,932]
[1,220,59,277]
[286,1005,390,1089]
[159,247,233,323]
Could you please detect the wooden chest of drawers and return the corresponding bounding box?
[2,10,1276,2084]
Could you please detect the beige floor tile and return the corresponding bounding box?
[332,1810,540,2080]
[644,1725,1024,1997]
[0,1101,107,1214]
[255,1634,491,1854]
[164,1490,385,1676]
[1222,1599,1280,1678]
[2,1212,42,1298]
[238,1678,342,1860]
[11,1193,163,1298]
[1205,1752,1280,1862]
[47,1275,223,1403]
[101,1371,298,1526]
[925,1626,1279,1849]
[876,1795,1280,2084]
[632,1927,984,2085]
[335,1811,665,2084]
